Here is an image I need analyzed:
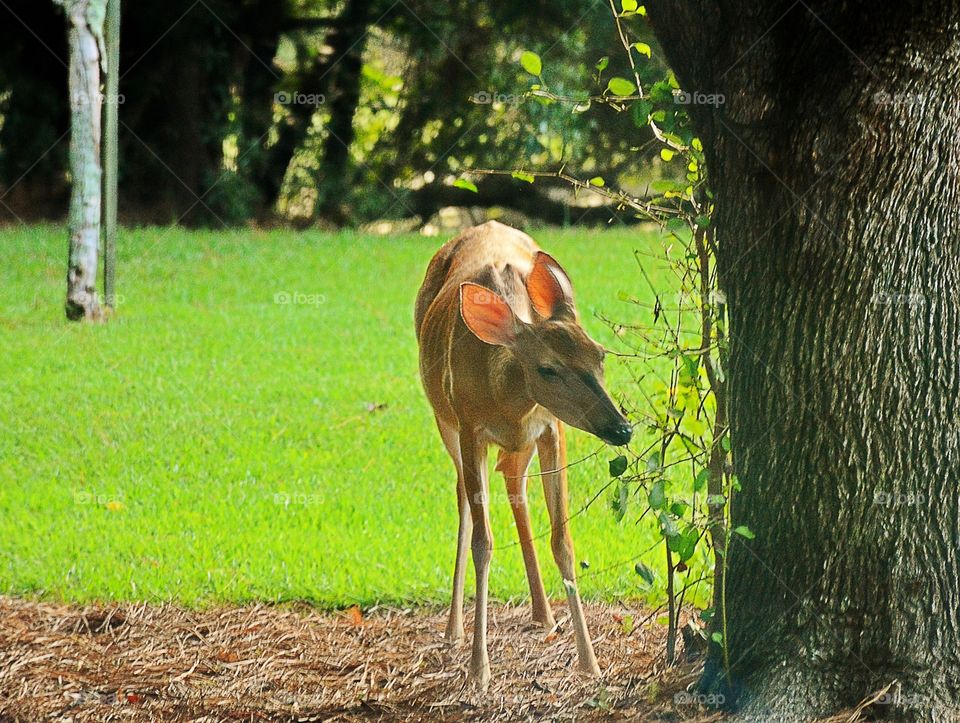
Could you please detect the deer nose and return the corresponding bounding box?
[602,422,633,446]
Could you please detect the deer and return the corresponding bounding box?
[414,220,633,689]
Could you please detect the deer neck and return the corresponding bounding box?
[488,348,537,421]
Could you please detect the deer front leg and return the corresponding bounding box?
[447,476,472,642]
[499,447,556,628]
[438,421,471,642]
[537,421,600,677]
[460,428,493,689]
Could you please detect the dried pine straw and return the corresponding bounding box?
[0,596,875,721]
[0,595,720,722]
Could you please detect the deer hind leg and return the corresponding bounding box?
[497,446,556,628]
[438,421,471,643]
[537,421,601,676]
[460,428,493,690]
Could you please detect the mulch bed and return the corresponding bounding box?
[0,595,728,721]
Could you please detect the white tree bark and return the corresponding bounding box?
[58,0,107,321]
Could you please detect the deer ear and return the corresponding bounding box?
[527,251,575,319]
[459,283,519,346]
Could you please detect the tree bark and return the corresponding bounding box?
[648,1,960,719]
[60,0,106,321]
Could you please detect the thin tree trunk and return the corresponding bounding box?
[314,0,370,224]
[260,0,382,217]
[237,0,286,219]
[649,2,960,718]
[61,0,106,321]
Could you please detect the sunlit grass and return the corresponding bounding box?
[0,224,707,608]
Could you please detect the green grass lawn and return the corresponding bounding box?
[0,224,695,608]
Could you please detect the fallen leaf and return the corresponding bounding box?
[346,605,363,626]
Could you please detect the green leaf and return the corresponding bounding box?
[631,99,653,128]
[669,526,699,562]
[453,178,478,193]
[621,0,638,10]
[648,479,667,510]
[712,631,724,644]
[682,415,708,439]
[650,179,685,194]
[660,148,675,162]
[659,512,680,538]
[606,77,635,97]
[610,481,628,522]
[646,451,661,473]
[733,525,755,539]
[512,171,535,184]
[633,42,652,58]
[520,51,542,76]
[693,468,710,493]
[589,176,605,187]
[634,561,656,585]
[609,454,628,477]
[595,56,609,73]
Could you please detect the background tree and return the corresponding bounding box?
[57,0,106,321]
[0,2,70,219]
[0,0,664,227]
[648,0,960,718]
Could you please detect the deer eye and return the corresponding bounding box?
[537,366,560,380]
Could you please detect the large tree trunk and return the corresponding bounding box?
[61,0,106,321]
[648,2,960,719]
